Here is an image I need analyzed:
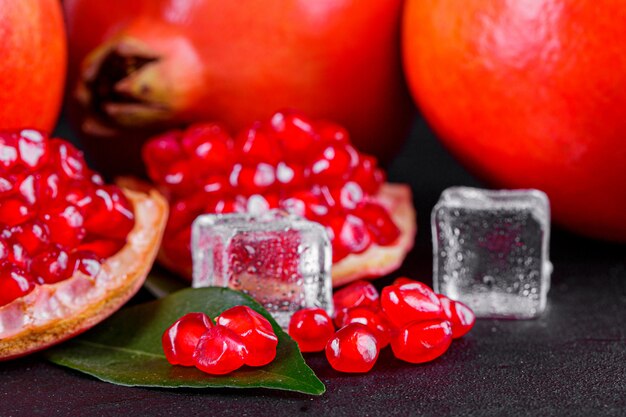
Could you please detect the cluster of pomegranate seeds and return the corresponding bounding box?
[0,129,135,307]
[288,278,475,373]
[142,110,400,266]
[162,306,278,375]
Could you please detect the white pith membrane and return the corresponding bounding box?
[0,187,167,360]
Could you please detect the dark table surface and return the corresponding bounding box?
[1,116,625,417]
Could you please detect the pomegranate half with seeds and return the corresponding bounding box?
[143,111,416,286]
[0,130,167,360]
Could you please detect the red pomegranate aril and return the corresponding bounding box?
[390,320,453,364]
[308,144,354,184]
[276,161,305,189]
[71,250,102,277]
[7,241,28,269]
[0,133,19,171]
[28,170,63,203]
[17,129,49,169]
[183,123,234,175]
[77,238,125,259]
[0,240,8,260]
[142,131,184,181]
[351,155,384,194]
[0,197,32,227]
[393,276,416,286]
[83,186,135,239]
[50,139,88,180]
[216,306,278,367]
[333,280,380,326]
[437,295,476,339]
[0,174,14,196]
[316,121,350,144]
[30,247,73,284]
[235,124,281,165]
[325,323,379,373]
[229,163,275,193]
[162,160,196,196]
[193,325,248,375]
[0,263,35,306]
[355,202,401,245]
[288,308,335,352]
[381,281,443,328]
[42,204,86,248]
[340,307,392,348]
[162,312,214,366]
[10,221,49,254]
[270,111,316,158]
[332,181,364,211]
[328,214,372,258]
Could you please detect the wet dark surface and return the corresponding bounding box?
[1,117,625,417]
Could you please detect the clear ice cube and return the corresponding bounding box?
[192,210,333,327]
[432,187,552,319]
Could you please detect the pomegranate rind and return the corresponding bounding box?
[0,187,168,360]
[156,183,416,287]
[331,183,416,287]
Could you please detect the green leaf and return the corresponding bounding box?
[44,287,325,395]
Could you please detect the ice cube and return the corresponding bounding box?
[192,210,334,327]
[432,187,552,319]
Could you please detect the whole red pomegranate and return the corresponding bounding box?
[64,0,413,177]
[403,0,626,241]
[0,0,66,131]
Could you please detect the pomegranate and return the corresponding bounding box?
[142,111,416,286]
[403,0,626,241]
[63,0,414,177]
[0,130,167,360]
[0,0,66,131]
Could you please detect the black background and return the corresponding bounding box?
[1,116,625,417]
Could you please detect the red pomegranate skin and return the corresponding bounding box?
[0,0,66,132]
[403,0,626,241]
[63,0,414,177]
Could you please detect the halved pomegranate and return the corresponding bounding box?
[0,129,167,360]
[142,111,416,286]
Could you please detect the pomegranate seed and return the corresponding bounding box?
[0,240,8,261]
[182,123,234,175]
[316,121,350,144]
[270,111,316,158]
[216,306,278,367]
[328,214,372,257]
[0,197,32,226]
[354,202,400,245]
[390,320,453,364]
[288,308,335,352]
[0,133,19,171]
[162,160,196,196]
[71,250,102,277]
[381,281,443,328]
[77,238,125,259]
[437,295,476,339]
[142,130,184,182]
[0,174,15,197]
[325,323,379,373]
[339,307,392,348]
[41,204,86,248]
[28,170,62,203]
[333,280,380,326]
[235,124,281,165]
[0,262,35,306]
[351,155,383,194]
[17,129,49,169]
[83,186,135,239]
[393,276,416,286]
[308,144,354,184]
[193,325,248,375]
[30,247,73,284]
[276,161,305,189]
[332,181,364,211]
[162,312,214,366]
[6,241,28,269]
[229,163,275,193]
[10,221,49,254]
[50,139,88,180]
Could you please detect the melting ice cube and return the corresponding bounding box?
[432,187,552,319]
[192,210,333,327]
